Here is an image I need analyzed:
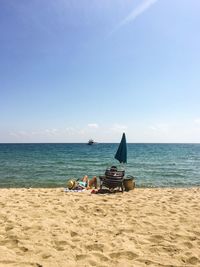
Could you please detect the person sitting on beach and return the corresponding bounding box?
[110,166,117,172]
[67,175,97,190]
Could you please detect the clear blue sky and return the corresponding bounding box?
[1,0,200,143]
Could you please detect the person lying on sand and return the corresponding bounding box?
[77,175,97,189]
[67,175,97,190]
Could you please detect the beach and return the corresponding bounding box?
[0,188,200,267]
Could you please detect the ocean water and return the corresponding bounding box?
[0,143,200,188]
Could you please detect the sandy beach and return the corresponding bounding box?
[0,188,200,267]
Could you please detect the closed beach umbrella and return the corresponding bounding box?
[114,133,127,163]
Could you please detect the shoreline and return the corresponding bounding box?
[0,187,200,266]
[2,186,200,191]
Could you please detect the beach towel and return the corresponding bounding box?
[64,188,86,193]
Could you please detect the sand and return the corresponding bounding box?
[0,187,200,267]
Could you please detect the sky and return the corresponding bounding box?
[0,0,200,143]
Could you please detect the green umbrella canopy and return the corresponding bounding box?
[114,133,127,164]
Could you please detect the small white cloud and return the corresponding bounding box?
[9,130,29,137]
[111,123,127,133]
[149,123,169,133]
[112,0,159,33]
[194,118,200,125]
[120,0,158,26]
[18,130,28,136]
[45,128,59,136]
[9,132,19,137]
[88,123,99,129]
[64,127,76,134]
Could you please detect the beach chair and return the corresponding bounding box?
[99,168,125,192]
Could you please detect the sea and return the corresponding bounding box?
[0,143,200,188]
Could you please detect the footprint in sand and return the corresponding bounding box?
[92,252,110,262]
[186,256,200,265]
[86,243,104,252]
[53,240,70,251]
[109,251,138,260]
[188,236,197,241]
[76,254,89,261]
[70,230,79,237]
[18,246,29,253]
[148,234,164,243]
[183,241,193,249]
[5,224,14,231]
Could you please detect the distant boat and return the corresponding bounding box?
[87,139,95,145]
